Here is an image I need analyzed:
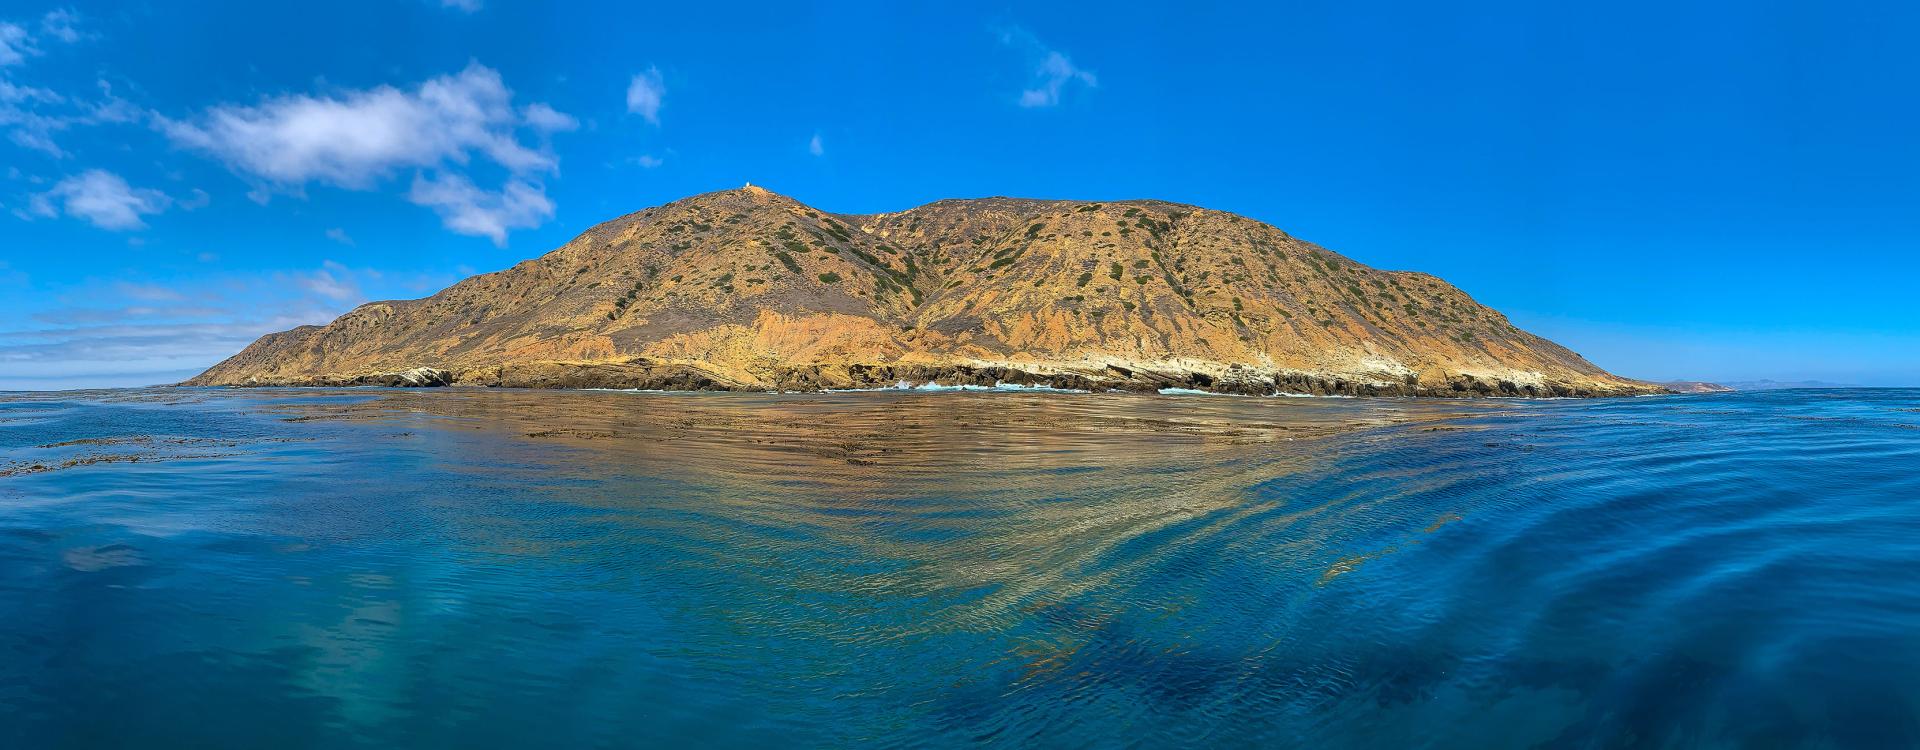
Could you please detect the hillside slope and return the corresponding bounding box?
[186,186,1660,397]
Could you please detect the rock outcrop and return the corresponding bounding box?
[186,186,1663,397]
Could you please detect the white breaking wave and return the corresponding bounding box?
[826,381,1090,394]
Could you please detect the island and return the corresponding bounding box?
[187,186,1664,397]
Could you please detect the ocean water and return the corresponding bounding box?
[1,387,1916,748]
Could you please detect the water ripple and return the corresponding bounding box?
[0,387,1916,747]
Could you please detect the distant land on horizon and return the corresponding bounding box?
[1656,381,1735,394]
[1720,379,1866,391]
[1651,379,1889,393]
[187,187,1666,398]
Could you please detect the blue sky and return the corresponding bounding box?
[3,1,1917,389]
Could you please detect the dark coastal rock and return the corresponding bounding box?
[213,357,1659,399]
[184,187,1664,399]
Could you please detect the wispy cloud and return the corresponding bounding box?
[33,304,224,325]
[0,262,461,389]
[1,79,143,158]
[0,21,33,67]
[0,12,136,157]
[28,169,171,230]
[999,28,1097,108]
[325,227,354,245]
[626,66,664,124]
[1,296,327,389]
[37,9,82,44]
[0,78,57,104]
[178,187,210,210]
[0,318,317,388]
[0,9,81,66]
[114,281,186,302]
[808,132,824,157]
[439,0,483,12]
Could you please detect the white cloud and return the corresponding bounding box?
[0,12,117,155]
[296,262,360,301]
[36,169,170,230]
[38,9,82,44]
[0,9,86,67]
[159,62,571,244]
[523,102,578,132]
[7,126,62,156]
[808,133,824,157]
[177,187,211,210]
[631,154,663,168]
[325,227,354,245]
[0,316,315,389]
[34,303,223,325]
[3,77,150,158]
[86,79,141,122]
[406,171,553,247]
[0,78,56,104]
[625,66,664,124]
[19,191,52,219]
[0,261,434,389]
[160,62,561,189]
[440,0,483,12]
[115,281,186,302]
[1019,51,1097,107]
[0,21,34,66]
[1000,28,1097,108]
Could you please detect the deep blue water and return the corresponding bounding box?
[0,387,1917,748]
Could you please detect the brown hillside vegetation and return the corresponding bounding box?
[187,186,1660,397]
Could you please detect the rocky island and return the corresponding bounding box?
[187,186,1663,397]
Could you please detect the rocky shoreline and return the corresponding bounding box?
[205,360,1667,399]
[184,188,1664,401]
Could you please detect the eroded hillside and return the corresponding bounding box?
[187,186,1659,397]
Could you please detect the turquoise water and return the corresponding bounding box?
[1,387,1917,748]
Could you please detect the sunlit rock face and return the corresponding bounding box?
[186,187,1660,397]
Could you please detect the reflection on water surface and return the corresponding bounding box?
[2,387,1918,748]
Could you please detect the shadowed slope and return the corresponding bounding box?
[187,186,1659,397]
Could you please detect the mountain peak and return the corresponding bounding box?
[186,189,1661,397]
